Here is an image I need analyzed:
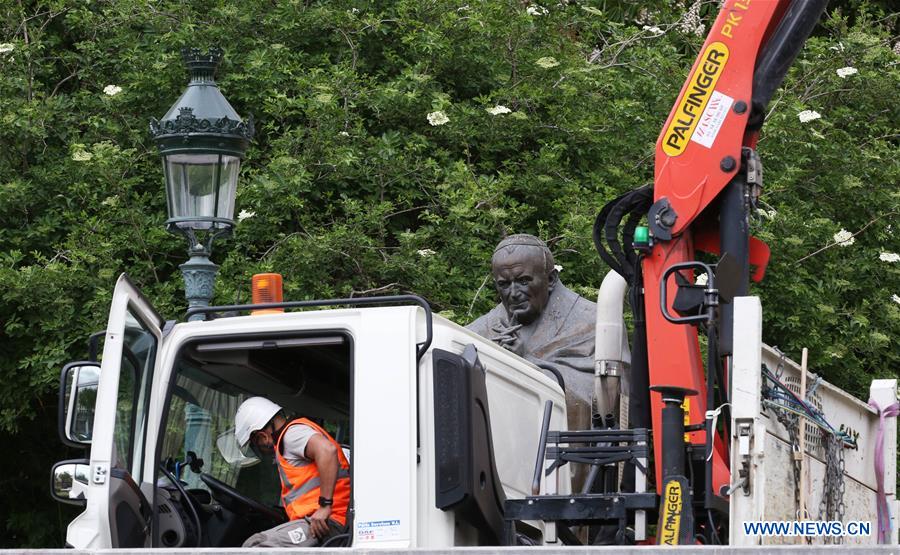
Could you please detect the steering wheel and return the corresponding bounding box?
[200,473,286,524]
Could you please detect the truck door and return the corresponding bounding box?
[85,274,163,548]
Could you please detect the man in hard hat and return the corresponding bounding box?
[234,396,350,547]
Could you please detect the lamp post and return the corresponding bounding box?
[150,47,254,320]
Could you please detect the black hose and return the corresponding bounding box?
[622,211,643,270]
[602,186,653,280]
[594,191,630,277]
[603,193,638,278]
[536,363,566,393]
[593,184,652,282]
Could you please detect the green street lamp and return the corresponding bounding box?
[150,47,254,319]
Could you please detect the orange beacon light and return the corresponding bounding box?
[251,273,284,315]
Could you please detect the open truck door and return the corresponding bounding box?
[66,274,164,548]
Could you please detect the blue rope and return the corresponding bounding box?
[761,364,856,448]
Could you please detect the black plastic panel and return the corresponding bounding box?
[432,345,507,545]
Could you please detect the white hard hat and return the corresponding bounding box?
[234,396,283,449]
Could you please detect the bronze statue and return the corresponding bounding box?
[467,234,597,434]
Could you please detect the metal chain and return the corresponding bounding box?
[766,350,848,544]
[837,444,846,533]
[819,436,833,541]
[819,432,846,544]
[770,351,804,517]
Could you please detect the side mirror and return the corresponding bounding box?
[51,459,90,506]
[58,361,101,447]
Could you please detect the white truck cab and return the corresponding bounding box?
[52,274,570,549]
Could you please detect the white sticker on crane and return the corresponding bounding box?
[691,90,733,148]
[356,519,401,542]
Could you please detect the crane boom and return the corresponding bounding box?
[595,0,828,543]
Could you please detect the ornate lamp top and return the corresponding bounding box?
[182,46,223,81]
[150,47,254,153]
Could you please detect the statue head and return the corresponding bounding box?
[491,234,558,326]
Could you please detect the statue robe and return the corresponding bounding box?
[467,281,597,433]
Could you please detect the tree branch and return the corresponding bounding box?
[350,282,400,297]
[467,273,492,318]
[794,210,898,265]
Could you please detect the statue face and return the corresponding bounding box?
[492,247,557,326]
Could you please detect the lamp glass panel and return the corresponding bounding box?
[164,153,241,229]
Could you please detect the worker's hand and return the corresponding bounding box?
[308,506,332,539]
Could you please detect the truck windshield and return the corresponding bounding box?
[158,332,351,507]
[160,363,278,500]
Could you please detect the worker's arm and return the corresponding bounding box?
[305,433,340,538]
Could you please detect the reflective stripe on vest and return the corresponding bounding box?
[275,418,351,525]
[283,468,351,505]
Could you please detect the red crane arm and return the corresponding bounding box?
[643,0,826,497]
[654,0,786,233]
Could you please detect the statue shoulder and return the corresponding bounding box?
[466,304,505,335]
[554,282,597,308]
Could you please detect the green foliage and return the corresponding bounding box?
[751,10,900,394]
[0,0,897,546]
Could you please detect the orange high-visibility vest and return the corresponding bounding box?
[275,418,351,525]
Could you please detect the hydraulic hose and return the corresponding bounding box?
[604,188,653,281]
[594,191,632,277]
[593,186,653,281]
[622,211,643,270]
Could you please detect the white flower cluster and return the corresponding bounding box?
[833,228,855,246]
[893,41,900,56]
[554,264,563,273]
[642,25,663,36]
[535,56,559,69]
[0,43,14,54]
[526,5,548,16]
[635,8,652,25]
[72,149,92,162]
[879,252,900,263]
[238,209,255,221]
[417,249,436,257]
[486,105,511,115]
[427,111,449,126]
[798,110,821,123]
[892,294,900,306]
[679,0,705,37]
[835,66,858,78]
[103,85,122,96]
